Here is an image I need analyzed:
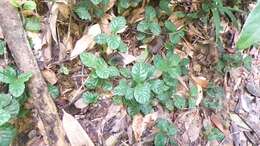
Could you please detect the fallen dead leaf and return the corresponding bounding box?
[49,3,59,43]
[105,0,117,12]
[42,69,58,85]
[105,132,122,146]
[229,113,251,131]
[196,85,203,106]
[70,24,101,59]
[62,110,94,146]
[74,97,88,109]
[211,114,229,136]
[0,27,3,38]
[119,53,137,65]
[191,75,209,88]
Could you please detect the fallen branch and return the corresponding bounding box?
[0,1,69,146]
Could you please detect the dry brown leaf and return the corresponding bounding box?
[62,110,94,146]
[100,14,113,34]
[132,112,158,142]
[105,0,117,12]
[49,3,59,43]
[211,114,229,136]
[0,27,3,38]
[128,8,145,24]
[105,132,122,146]
[119,53,137,65]
[229,113,251,131]
[191,75,209,88]
[196,85,203,106]
[58,4,70,19]
[70,24,101,59]
[74,98,88,109]
[42,69,58,85]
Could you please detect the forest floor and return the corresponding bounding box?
[0,0,260,146]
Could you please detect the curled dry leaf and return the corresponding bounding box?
[70,24,101,59]
[49,3,59,43]
[42,69,58,85]
[119,53,137,65]
[191,75,209,88]
[62,110,95,146]
[132,112,158,142]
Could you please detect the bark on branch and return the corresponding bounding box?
[0,1,69,146]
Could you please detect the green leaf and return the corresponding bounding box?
[0,67,16,84]
[112,96,123,105]
[167,67,181,79]
[110,16,126,33]
[119,0,130,9]
[165,99,174,111]
[137,21,150,33]
[125,87,134,100]
[154,55,168,72]
[18,72,32,82]
[145,6,156,21]
[59,65,70,75]
[0,40,6,55]
[102,81,113,91]
[108,66,120,77]
[149,22,161,36]
[190,86,198,97]
[85,73,101,89]
[188,98,196,109]
[107,35,121,49]
[134,83,151,104]
[90,0,102,5]
[131,63,149,82]
[82,92,99,104]
[120,68,131,78]
[96,67,110,79]
[140,104,154,115]
[74,5,91,20]
[0,124,16,146]
[167,52,181,66]
[154,133,167,146]
[80,53,98,69]
[163,73,178,87]
[3,99,20,118]
[25,17,41,32]
[48,84,60,99]
[0,94,12,108]
[207,86,225,99]
[118,41,128,52]
[156,118,177,136]
[0,109,11,126]
[159,0,171,14]
[95,33,108,44]
[22,1,37,10]
[151,80,169,95]
[164,20,176,32]
[211,8,221,43]
[206,127,224,141]
[169,31,184,44]
[174,95,186,109]
[9,81,25,97]
[113,79,128,96]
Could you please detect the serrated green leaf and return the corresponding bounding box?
[165,99,174,111]
[134,83,151,104]
[90,0,102,5]
[0,67,17,84]
[82,92,99,104]
[206,127,224,141]
[159,0,171,14]
[211,8,221,43]
[164,20,176,32]
[190,86,198,97]
[96,67,110,79]
[169,31,184,44]
[154,55,168,72]
[174,95,186,109]
[107,35,121,49]
[145,6,156,21]
[0,109,11,126]
[168,67,181,79]
[18,72,32,82]
[80,53,98,69]
[48,84,60,99]
[22,1,37,10]
[188,98,196,108]
[0,124,16,146]
[167,52,181,66]
[125,87,134,100]
[120,68,131,78]
[151,80,169,94]
[137,20,149,33]
[140,104,154,115]
[0,40,6,55]
[85,73,101,89]
[4,99,20,118]
[113,79,128,96]
[118,41,128,52]
[154,133,167,146]
[10,0,21,7]
[74,6,91,20]
[0,94,12,108]
[237,1,260,49]
[95,33,108,44]
[108,66,120,77]
[156,118,177,136]
[163,73,178,87]
[119,0,130,9]
[25,17,41,32]
[102,81,113,91]
[149,22,161,36]
[9,81,25,97]
[110,16,126,33]
[59,65,70,75]
[131,63,149,82]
